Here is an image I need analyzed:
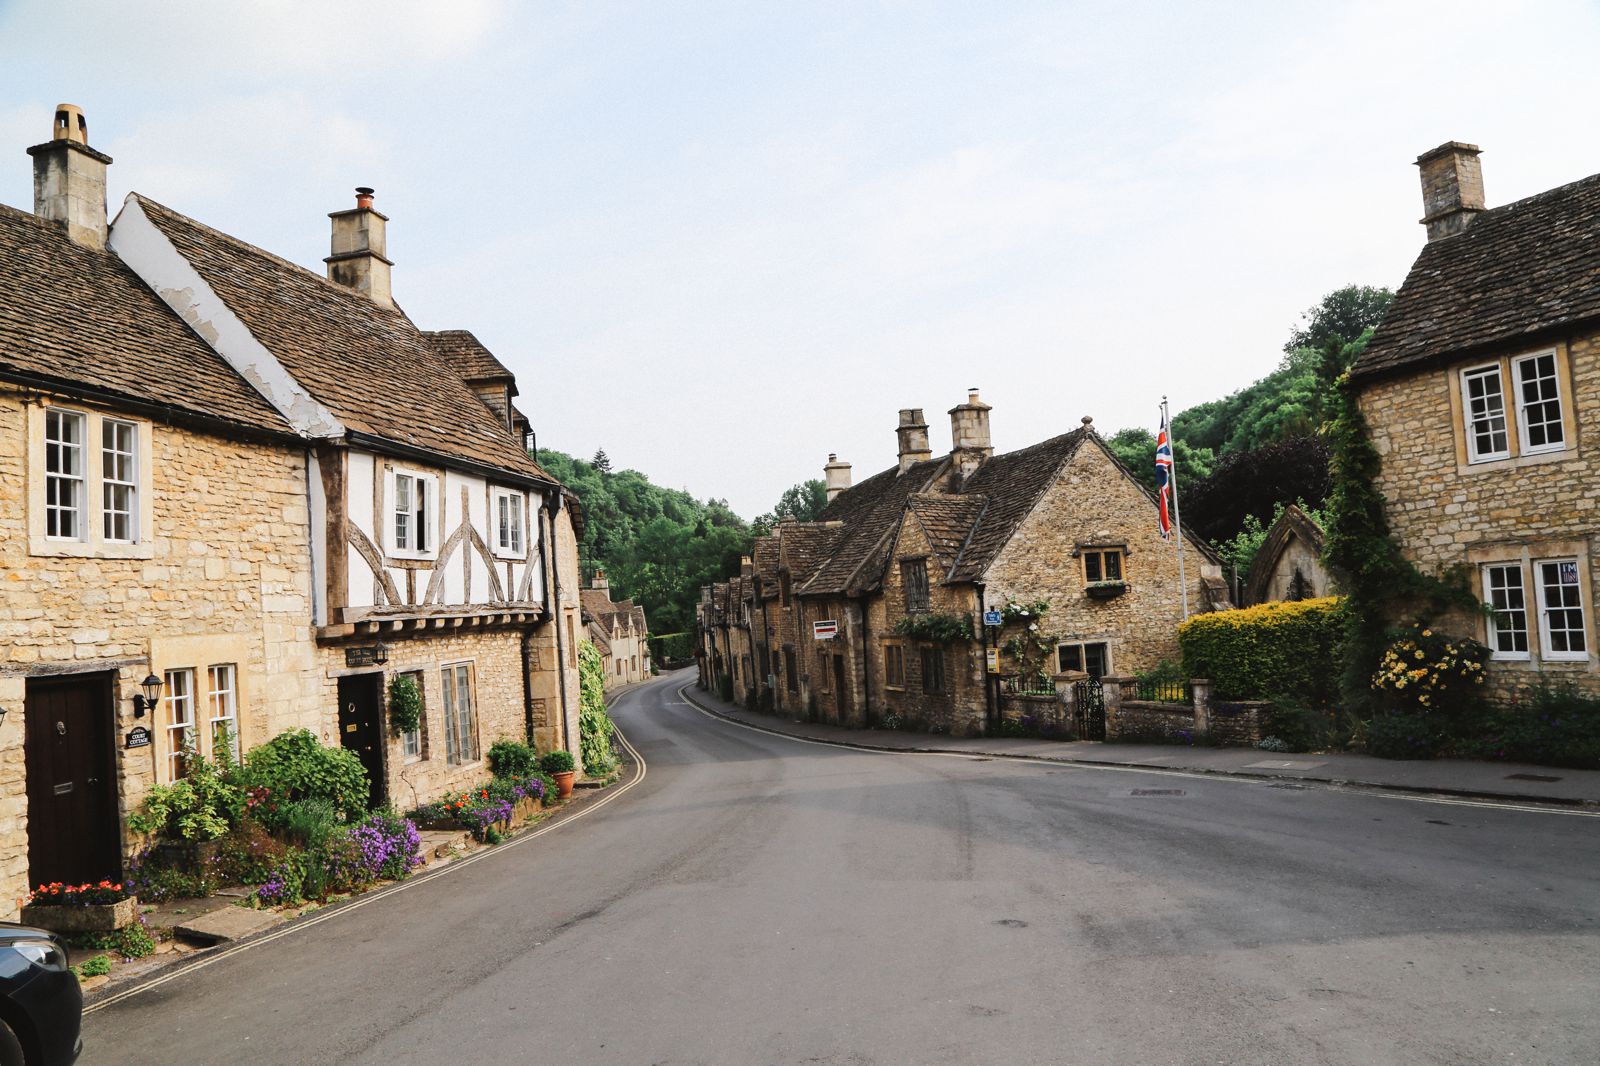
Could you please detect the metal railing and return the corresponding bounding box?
[1133,679,1191,704]
[1001,674,1058,696]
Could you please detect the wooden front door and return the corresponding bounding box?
[337,674,387,810]
[25,673,122,886]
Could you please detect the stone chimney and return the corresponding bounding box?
[896,409,933,473]
[949,388,994,479]
[326,186,394,306]
[27,104,112,250]
[823,453,852,503]
[1416,142,1484,241]
[740,555,754,580]
[591,568,609,591]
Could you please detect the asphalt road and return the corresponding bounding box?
[82,671,1600,1065]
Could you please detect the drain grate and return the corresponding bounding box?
[1505,773,1562,782]
[1129,788,1185,797]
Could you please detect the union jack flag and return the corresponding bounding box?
[1155,413,1173,539]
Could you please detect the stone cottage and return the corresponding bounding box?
[0,108,322,912]
[1352,142,1598,699]
[703,391,1226,735]
[0,107,587,914]
[582,570,651,689]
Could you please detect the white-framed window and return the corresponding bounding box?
[1460,364,1510,463]
[1482,563,1530,660]
[441,662,479,765]
[101,419,138,542]
[164,668,196,782]
[44,409,86,539]
[206,664,241,764]
[1535,558,1588,661]
[493,487,524,557]
[1512,351,1565,455]
[391,470,437,557]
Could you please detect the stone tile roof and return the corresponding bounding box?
[803,457,951,596]
[905,493,989,573]
[752,538,782,601]
[0,204,290,434]
[133,196,553,482]
[1353,171,1600,381]
[945,429,1089,583]
[586,620,612,653]
[424,329,514,384]
[779,524,848,586]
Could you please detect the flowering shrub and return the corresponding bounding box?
[411,788,515,838]
[217,821,290,885]
[26,880,131,907]
[1371,625,1487,713]
[999,599,1050,626]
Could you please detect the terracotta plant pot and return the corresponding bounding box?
[552,770,576,800]
[21,896,137,934]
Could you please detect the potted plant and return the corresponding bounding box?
[21,881,137,934]
[539,750,577,800]
[1085,580,1127,600]
[388,674,423,736]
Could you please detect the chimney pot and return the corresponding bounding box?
[824,453,853,503]
[1416,141,1484,241]
[949,388,994,480]
[895,407,933,473]
[326,185,394,306]
[27,104,110,249]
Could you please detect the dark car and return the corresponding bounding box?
[0,924,81,1065]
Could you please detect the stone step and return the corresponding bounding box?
[415,829,473,866]
[173,905,285,945]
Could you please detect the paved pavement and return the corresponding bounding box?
[80,669,1600,1065]
[685,684,1600,806]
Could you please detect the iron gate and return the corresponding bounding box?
[1074,677,1106,741]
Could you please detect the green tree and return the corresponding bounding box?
[1104,427,1215,492]
[591,448,612,474]
[1283,284,1394,355]
[752,479,828,533]
[536,448,754,637]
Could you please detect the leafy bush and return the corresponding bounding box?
[253,851,308,907]
[1179,597,1345,702]
[217,822,290,886]
[125,849,215,903]
[539,750,576,775]
[71,919,155,960]
[1261,696,1357,753]
[387,674,423,735]
[127,749,243,842]
[278,798,340,851]
[1455,685,1600,769]
[243,729,369,822]
[74,954,112,979]
[648,632,695,662]
[579,641,620,776]
[488,740,539,779]
[1366,713,1443,760]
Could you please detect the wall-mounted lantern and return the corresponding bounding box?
[132,673,163,718]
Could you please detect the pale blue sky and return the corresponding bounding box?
[4,1,1599,517]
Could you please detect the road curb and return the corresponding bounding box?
[678,684,1598,810]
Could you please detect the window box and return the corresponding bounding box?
[1085,580,1127,600]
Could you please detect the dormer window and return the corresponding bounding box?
[390,469,438,558]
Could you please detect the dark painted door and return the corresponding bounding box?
[338,674,387,810]
[833,654,850,722]
[25,673,121,885]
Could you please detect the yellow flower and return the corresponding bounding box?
[1414,650,1425,660]
[1422,629,1432,637]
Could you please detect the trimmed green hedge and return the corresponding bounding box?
[1179,597,1345,703]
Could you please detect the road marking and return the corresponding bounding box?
[85,690,653,1015]
[679,685,1600,820]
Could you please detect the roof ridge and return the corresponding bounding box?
[130,193,413,317]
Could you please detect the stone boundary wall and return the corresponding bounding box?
[1111,700,1197,741]
[1210,700,1270,747]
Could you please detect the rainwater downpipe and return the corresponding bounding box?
[977,582,995,731]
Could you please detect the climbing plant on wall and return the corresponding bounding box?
[577,640,620,776]
[997,599,1055,684]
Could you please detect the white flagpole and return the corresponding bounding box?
[1164,396,1190,620]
